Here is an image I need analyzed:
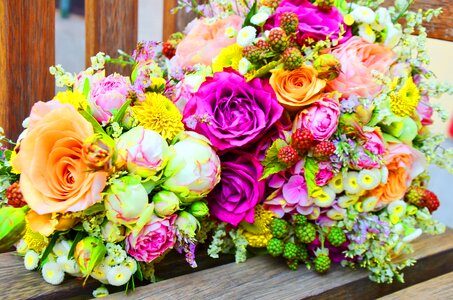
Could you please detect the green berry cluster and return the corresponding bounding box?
[327,227,346,247]
[270,218,289,238]
[295,222,317,244]
[314,254,331,273]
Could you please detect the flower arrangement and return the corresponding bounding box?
[0,0,453,296]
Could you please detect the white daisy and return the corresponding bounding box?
[351,6,376,24]
[251,12,270,26]
[237,26,257,47]
[53,239,72,257]
[24,250,39,270]
[357,169,381,190]
[42,262,65,285]
[358,24,376,43]
[238,57,251,75]
[313,186,336,208]
[107,265,133,287]
[387,200,407,217]
[92,286,109,298]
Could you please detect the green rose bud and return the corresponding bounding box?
[101,220,126,243]
[74,236,107,278]
[152,191,180,217]
[175,211,199,238]
[189,201,209,218]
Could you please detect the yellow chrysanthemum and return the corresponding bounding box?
[241,205,274,248]
[132,93,184,141]
[53,90,89,110]
[390,77,420,117]
[23,221,48,252]
[212,44,243,73]
[9,147,20,174]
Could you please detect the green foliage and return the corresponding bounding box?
[304,157,319,196]
[260,139,288,180]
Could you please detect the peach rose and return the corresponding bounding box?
[327,37,396,98]
[13,101,107,216]
[27,211,79,236]
[269,65,326,111]
[368,143,426,205]
[171,15,243,68]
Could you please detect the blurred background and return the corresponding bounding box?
[55,0,453,227]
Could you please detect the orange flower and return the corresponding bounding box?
[12,101,107,216]
[269,66,326,111]
[26,211,80,236]
[368,143,426,205]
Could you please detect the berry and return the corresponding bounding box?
[313,141,336,159]
[280,12,299,34]
[243,45,261,64]
[423,190,440,213]
[314,254,331,273]
[267,238,285,257]
[314,0,335,11]
[282,47,303,70]
[291,128,315,154]
[405,187,424,207]
[261,0,282,9]
[283,242,298,260]
[287,259,299,271]
[6,182,26,208]
[255,39,271,52]
[268,28,289,53]
[294,214,308,227]
[270,218,289,238]
[327,227,346,247]
[162,41,176,59]
[297,244,309,262]
[295,223,317,244]
[278,146,300,165]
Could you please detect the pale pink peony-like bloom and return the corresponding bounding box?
[294,96,340,141]
[315,161,334,186]
[171,15,243,68]
[328,37,397,98]
[126,215,176,263]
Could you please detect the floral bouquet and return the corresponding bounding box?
[1,0,453,296]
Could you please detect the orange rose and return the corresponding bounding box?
[269,66,326,111]
[13,101,107,217]
[26,211,80,236]
[368,143,426,204]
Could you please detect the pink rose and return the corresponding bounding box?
[328,37,396,98]
[172,15,243,68]
[89,74,131,124]
[315,162,334,186]
[126,215,176,263]
[363,129,385,156]
[416,96,434,126]
[294,96,340,141]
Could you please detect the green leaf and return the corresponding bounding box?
[260,139,289,180]
[40,232,62,268]
[135,262,144,281]
[67,231,86,259]
[304,157,319,197]
[78,109,107,135]
[112,99,132,124]
[82,77,91,99]
[242,0,258,28]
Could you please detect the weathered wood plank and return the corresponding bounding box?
[85,0,138,74]
[0,248,233,300]
[379,271,453,300]
[0,0,55,142]
[107,228,453,300]
[164,1,453,42]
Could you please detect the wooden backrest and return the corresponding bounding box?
[0,0,451,141]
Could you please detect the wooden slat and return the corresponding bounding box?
[85,0,138,74]
[379,272,453,300]
[0,0,55,142]
[107,228,453,300]
[0,248,233,300]
[162,0,203,40]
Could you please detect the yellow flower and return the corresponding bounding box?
[390,77,420,117]
[132,93,184,141]
[240,205,274,248]
[23,221,48,252]
[212,44,243,73]
[53,90,89,110]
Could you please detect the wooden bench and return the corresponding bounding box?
[1,1,453,299]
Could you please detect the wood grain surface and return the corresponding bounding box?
[85,0,138,75]
[163,0,453,41]
[0,0,55,142]
[103,228,453,300]
[379,271,453,300]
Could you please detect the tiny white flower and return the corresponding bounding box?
[358,24,376,43]
[42,262,65,285]
[57,256,81,276]
[362,196,379,212]
[107,265,133,287]
[351,6,376,24]
[375,7,391,27]
[92,286,109,298]
[387,200,407,217]
[121,257,137,274]
[16,239,29,255]
[257,5,273,16]
[251,12,270,26]
[24,250,40,270]
[91,262,111,284]
[237,26,257,47]
[53,239,71,257]
[225,26,237,38]
[238,58,251,75]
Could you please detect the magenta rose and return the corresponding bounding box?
[208,151,265,226]
[183,70,283,151]
[294,97,340,141]
[315,161,334,186]
[126,215,176,263]
[89,74,131,124]
[265,0,351,43]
